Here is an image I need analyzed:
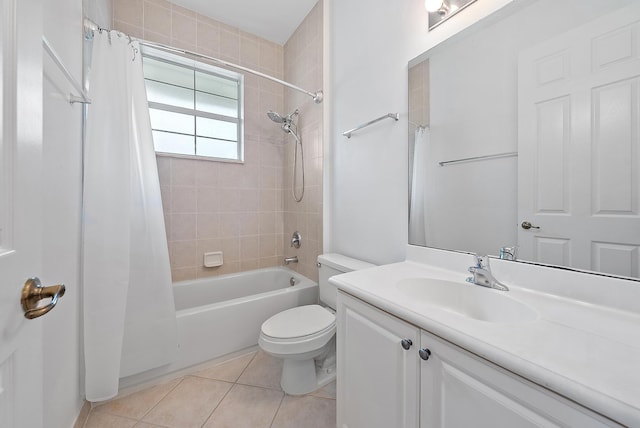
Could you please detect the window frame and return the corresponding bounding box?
[141,46,245,163]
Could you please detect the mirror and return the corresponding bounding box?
[408,0,640,280]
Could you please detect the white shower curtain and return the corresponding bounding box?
[409,127,429,246]
[83,31,177,402]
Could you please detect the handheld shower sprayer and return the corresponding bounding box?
[267,109,299,134]
[266,109,304,202]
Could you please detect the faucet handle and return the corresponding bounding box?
[499,246,518,261]
[471,254,489,268]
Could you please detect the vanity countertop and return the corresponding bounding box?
[331,260,640,427]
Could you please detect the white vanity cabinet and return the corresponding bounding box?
[336,291,420,428]
[419,330,620,428]
[337,291,622,428]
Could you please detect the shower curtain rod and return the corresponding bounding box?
[83,18,324,104]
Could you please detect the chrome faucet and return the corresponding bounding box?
[284,256,298,265]
[467,255,509,291]
[499,246,517,261]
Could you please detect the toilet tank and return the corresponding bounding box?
[317,253,375,309]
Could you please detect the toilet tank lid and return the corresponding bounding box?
[317,253,375,273]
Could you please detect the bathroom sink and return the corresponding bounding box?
[396,278,538,323]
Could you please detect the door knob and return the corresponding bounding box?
[521,221,540,230]
[401,339,413,350]
[21,277,65,319]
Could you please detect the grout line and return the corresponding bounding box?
[83,408,140,427]
[136,376,186,423]
[269,392,287,428]
[198,379,237,428]
[233,349,259,382]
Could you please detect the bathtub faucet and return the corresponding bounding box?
[284,256,298,265]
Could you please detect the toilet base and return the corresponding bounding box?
[280,356,336,396]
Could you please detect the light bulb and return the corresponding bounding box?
[425,0,444,12]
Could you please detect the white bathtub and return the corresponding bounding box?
[172,267,318,370]
[120,266,318,388]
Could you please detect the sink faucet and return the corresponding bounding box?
[499,246,517,261]
[284,256,298,265]
[467,255,509,291]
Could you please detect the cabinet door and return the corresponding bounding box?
[420,331,621,428]
[337,291,420,428]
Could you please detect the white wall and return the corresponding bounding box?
[326,0,514,265]
[42,0,92,425]
[83,0,113,28]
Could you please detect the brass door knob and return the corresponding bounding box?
[21,277,65,319]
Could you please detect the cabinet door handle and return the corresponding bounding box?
[401,339,413,350]
[419,348,431,361]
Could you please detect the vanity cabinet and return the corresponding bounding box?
[337,291,622,428]
[419,330,619,427]
[336,291,420,428]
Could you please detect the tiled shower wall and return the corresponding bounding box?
[283,2,324,282]
[113,0,289,281]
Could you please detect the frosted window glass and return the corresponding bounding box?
[196,117,237,141]
[146,80,194,110]
[196,92,237,116]
[153,131,195,155]
[143,57,194,89]
[196,71,237,99]
[149,109,195,135]
[196,137,238,159]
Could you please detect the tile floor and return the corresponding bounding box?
[83,350,336,428]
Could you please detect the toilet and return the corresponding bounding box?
[259,253,374,395]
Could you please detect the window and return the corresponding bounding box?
[142,48,243,162]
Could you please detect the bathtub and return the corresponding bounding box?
[118,266,317,388]
[170,266,317,370]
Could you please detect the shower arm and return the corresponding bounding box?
[84,18,324,104]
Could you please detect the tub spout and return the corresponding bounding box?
[284,256,298,265]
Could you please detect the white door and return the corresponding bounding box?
[0,0,46,426]
[337,291,420,428]
[518,3,640,277]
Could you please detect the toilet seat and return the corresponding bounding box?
[261,304,335,339]
[259,305,336,357]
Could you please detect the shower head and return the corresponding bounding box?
[267,109,300,137]
[267,110,285,123]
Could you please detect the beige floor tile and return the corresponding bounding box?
[236,350,283,390]
[202,384,284,428]
[194,351,256,382]
[142,376,232,428]
[84,411,137,428]
[309,380,336,400]
[133,422,165,428]
[271,395,337,428]
[94,377,182,419]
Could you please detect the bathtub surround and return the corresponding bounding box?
[83,30,177,401]
[113,0,323,282]
[283,1,324,282]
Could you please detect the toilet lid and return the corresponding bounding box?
[261,305,335,339]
